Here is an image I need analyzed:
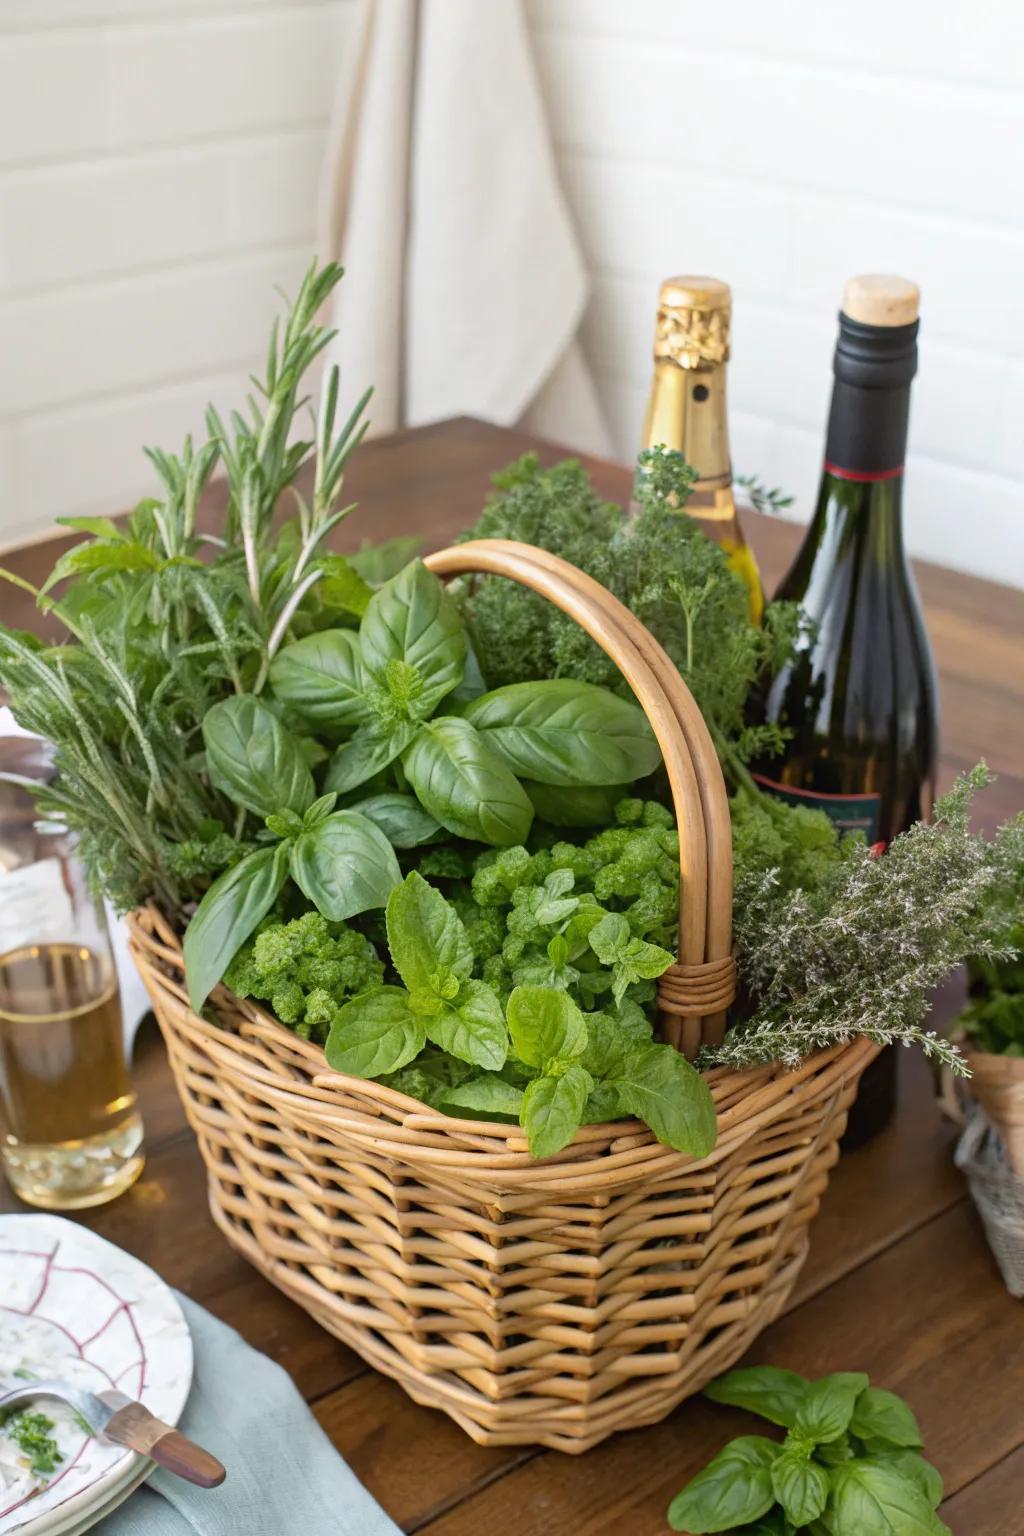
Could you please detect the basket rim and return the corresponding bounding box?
[128,902,877,1175]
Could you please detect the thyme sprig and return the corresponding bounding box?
[711,766,1024,1073]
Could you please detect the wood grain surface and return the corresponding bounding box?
[2,417,1022,1530]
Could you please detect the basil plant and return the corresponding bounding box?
[183,559,661,1013]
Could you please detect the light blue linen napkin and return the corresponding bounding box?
[97,1294,400,1535]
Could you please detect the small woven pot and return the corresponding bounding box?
[963,1047,1024,1177]
[129,540,875,1452]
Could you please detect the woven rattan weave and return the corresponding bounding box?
[128,540,875,1451]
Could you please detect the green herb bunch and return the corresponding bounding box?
[955,821,1024,1056]
[326,867,716,1161]
[459,448,801,782]
[181,554,661,1011]
[0,1409,62,1479]
[669,1364,947,1534]
[720,767,1024,1075]
[0,262,375,913]
[223,910,384,1044]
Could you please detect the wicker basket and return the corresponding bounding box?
[128,540,875,1452]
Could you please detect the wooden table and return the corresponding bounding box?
[3,419,1022,1532]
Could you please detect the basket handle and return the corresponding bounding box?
[424,539,735,1058]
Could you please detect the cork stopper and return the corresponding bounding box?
[842,274,920,328]
[654,276,731,368]
[659,276,731,313]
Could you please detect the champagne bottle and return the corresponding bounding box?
[753,274,939,1143]
[633,276,764,623]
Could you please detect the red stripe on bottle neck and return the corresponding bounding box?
[824,460,904,483]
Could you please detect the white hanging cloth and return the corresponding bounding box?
[318,0,610,456]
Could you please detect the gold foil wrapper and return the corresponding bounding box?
[653,276,731,369]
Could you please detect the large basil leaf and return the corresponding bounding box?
[667,1436,780,1532]
[771,1447,829,1527]
[425,981,508,1071]
[442,1074,525,1119]
[386,871,473,999]
[347,793,442,848]
[865,1452,943,1510]
[203,695,314,817]
[523,780,628,829]
[289,810,401,921]
[521,1064,593,1159]
[325,719,418,796]
[269,628,369,726]
[184,842,290,1010]
[506,985,587,1070]
[848,1388,923,1450]
[326,987,426,1077]
[705,1367,810,1430]
[402,717,533,846]
[360,558,465,713]
[613,1042,717,1157]
[828,1459,950,1535]
[794,1373,870,1444]
[461,679,661,786]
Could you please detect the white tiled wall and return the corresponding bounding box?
[0,0,353,549]
[2,0,1022,589]
[526,0,1024,587]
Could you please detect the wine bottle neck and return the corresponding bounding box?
[822,310,917,481]
[824,377,910,482]
[642,359,733,495]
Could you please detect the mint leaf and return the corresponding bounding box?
[386,871,473,1000]
[521,1064,593,1158]
[506,985,587,1070]
[668,1436,780,1532]
[794,1373,870,1444]
[587,911,674,1004]
[849,1388,923,1450]
[705,1366,810,1430]
[771,1446,829,1526]
[426,980,508,1071]
[613,1041,717,1156]
[326,987,426,1078]
[442,1074,525,1119]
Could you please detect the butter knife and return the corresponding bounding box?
[0,1378,226,1488]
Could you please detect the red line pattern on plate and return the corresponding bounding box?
[0,1240,149,1525]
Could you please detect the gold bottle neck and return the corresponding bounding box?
[641,357,734,509]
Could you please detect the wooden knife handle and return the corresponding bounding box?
[149,1427,226,1489]
[101,1397,226,1488]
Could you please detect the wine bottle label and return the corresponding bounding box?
[752,773,882,842]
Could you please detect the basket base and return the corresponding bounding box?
[209,1194,805,1452]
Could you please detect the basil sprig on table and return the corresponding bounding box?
[269,559,660,846]
[669,1365,948,1535]
[183,695,401,1009]
[327,873,715,1161]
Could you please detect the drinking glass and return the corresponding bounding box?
[0,751,144,1209]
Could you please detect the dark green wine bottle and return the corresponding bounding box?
[753,276,938,1143]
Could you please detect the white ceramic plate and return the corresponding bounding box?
[0,1215,192,1536]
